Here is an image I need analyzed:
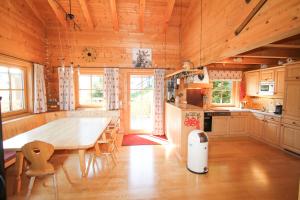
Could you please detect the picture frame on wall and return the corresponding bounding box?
[132,48,152,68]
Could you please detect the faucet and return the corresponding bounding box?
[262,106,266,112]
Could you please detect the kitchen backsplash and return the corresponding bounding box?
[244,96,283,112]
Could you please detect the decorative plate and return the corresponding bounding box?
[82,47,97,62]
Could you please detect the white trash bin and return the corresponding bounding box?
[187,130,208,174]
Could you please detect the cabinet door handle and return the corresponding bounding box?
[296,76,299,79]
[292,122,296,125]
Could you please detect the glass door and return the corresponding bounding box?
[129,75,154,133]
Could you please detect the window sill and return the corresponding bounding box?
[2,112,32,122]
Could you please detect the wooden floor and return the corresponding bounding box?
[5,137,300,200]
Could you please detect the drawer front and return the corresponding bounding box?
[265,115,281,123]
[283,117,300,127]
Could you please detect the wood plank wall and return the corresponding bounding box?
[0,0,46,63]
[181,0,300,67]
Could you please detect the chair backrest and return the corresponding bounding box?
[21,141,54,172]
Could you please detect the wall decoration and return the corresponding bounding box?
[132,48,152,68]
[82,47,97,62]
[184,112,201,128]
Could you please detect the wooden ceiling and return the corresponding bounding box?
[214,34,300,71]
[25,0,190,33]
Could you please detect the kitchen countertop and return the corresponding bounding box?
[166,102,282,117]
[205,107,282,117]
[166,102,204,111]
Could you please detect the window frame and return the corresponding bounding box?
[0,65,29,118]
[75,69,105,108]
[211,80,235,106]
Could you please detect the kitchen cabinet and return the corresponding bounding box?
[283,81,300,119]
[229,115,247,135]
[245,71,259,96]
[274,67,285,98]
[250,114,264,139]
[262,120,280,146]
[280,124,300,154]
[285,63,300,81]
[212,116,229,136]
[260,69,274,81]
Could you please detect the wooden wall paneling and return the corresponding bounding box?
[24,0,46,26]
[181,0,300,66]
[0,0,46,63]
[164,0,176,32]
[139,0,146,32]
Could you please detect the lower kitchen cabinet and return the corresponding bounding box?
[262,120,281,146]
[212,116,229,136]
[280,124,300,154]
[249,114,264,139]
[229,116,247,135]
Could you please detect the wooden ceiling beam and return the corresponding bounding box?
[47,0,67,28]
[216,57,280,65]
[163,0,176,32]
[239,48,300,59]
[265,44,300,49]
[24,0,46,26]
[109,0,119,31]
[139,0,146,32]
[78,0,94,30]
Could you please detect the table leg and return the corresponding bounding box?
[78,150,86,177]
[15,151,24,193]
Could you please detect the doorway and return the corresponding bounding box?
[129,74,154,133]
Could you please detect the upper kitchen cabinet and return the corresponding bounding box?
[285,62,300,81]
[274,67,285,98]
[245,71,260,96]
[260,69,274,81]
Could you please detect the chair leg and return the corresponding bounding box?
[86,154,93,176]
[25,176,36,200]
[52,174,58,200]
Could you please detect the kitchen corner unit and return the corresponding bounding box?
[165,103,204,161]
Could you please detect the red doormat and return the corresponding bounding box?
[122,134,168,146]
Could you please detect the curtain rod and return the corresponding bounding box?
[0,53,43,65]
[52,66,176,70]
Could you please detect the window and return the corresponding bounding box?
[79,74,104,107]
[212,80,233,104]
[0,66,26,114]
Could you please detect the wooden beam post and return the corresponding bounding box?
[47,0,67,28]
[78,0,94,30]
[24,0,46,26]
[109,0,119,31]
[139,0,146,32]
[164,0,176,32]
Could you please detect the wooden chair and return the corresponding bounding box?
[21,141,57,200]
[86,128,118,175]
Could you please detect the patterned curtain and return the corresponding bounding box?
[104,68,119,110]
[153,69,165,135]
[58,66,75,111]
[209,70,243,81]
[33,63,47,113]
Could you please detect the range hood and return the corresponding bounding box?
[186,67,211,88]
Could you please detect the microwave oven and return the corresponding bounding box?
[259,81,274,95]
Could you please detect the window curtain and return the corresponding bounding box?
[208,70,243,81]
[33,63,47,113]
[153,69,165,135]
[104,68,119,110]
[58,67,75,111]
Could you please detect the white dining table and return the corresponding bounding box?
[3,117,111,193]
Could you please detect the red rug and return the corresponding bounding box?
[122,134,168,146]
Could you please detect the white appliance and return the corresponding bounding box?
[259,81,275,95]
[193,66,209,84]
[187,130,208,174]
